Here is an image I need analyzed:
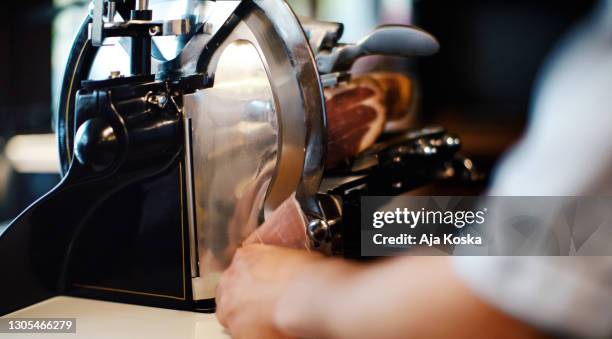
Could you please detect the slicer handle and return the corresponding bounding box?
[356,25,440,58]
[317,25,439,73]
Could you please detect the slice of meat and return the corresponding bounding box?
[354,72,415,133]
[324,76,386,168]
[243,193,308,249]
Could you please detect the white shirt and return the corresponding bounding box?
[454,1,612,337]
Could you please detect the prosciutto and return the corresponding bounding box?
[324,72,413,168]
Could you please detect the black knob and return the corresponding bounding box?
[74,118,119,172]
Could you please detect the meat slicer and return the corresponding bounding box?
[0,0,477,314]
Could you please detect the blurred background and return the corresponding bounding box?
[0,0,597,226]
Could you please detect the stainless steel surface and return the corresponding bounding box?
[107,1,116,23]
[161,19,192,36]
[91,0,104,46]
[183,118,199,278]
[306,193,343,253]
[182,0,326,300]
[87,0,232,78]
[137,0,150,11]
[185,37,279,299]
[300,17,343,54]
[102,19,193,37]
[153,1,239,74]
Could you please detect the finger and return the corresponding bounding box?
[216,254,242,328]
[243,195,308,248]
[215,270,231,328]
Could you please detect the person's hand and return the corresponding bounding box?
[215,244,325,339]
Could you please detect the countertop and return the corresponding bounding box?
[1,296,230,339]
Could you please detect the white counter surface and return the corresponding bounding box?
[1,296,230,339]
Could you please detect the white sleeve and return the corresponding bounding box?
[453,2,612,338]
[453,256,612,338]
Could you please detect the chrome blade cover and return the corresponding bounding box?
[181,0,325,300]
